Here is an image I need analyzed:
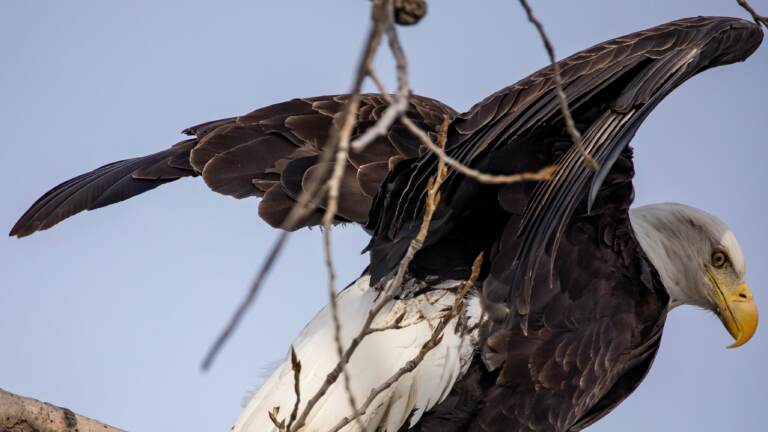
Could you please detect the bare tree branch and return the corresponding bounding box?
[327,252,485,432]
[204,0,568,372]
[0,388,124,432]
[517,0,598,172]
[290,115,451,431]
[366,310,409,334]
[285,347,302,431]
[350,9,412,153]
[268,406,286,431]
[350,92,409,151]
[321,83,365,420]
[207,3,559,427]
[201,230,288,370]
[299,4,559,416]
[402,116,558,184]
[737,0,768,28]
[320,66,366,432]
[398,116,451,251]
[202,0,388,372]
[318,0,400,428]
[289,294,398,432]
[367,67,558,185]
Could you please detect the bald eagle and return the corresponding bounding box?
[10,16,762,432]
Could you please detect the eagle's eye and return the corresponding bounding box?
[712,251,728,269]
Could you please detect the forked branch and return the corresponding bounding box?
[289,115,452,432]
[319,0,400,427]
[327,252,485,432]
[202,0,389,372]
[366,68,558,185]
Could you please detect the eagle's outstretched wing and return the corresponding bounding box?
[367,16,762,297]
[9,94,456,237]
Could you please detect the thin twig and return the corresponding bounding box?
[288,0,396,430]
[737,0,768,28]
[327,252,484,432]
[318,0,400,427]
[350,7,413,153]
[320,52,366,432]
[366,67,390,100]
[402,116,558,184]
[350,93,409,151]
[382,116,451,303]
[202,0,388,372]
[367,69,558,185]
[268,406,285,431]
[409,117,450,245]
[290,292,397,432]
[286,347,302,431]
[201,231,288,370]
[290,115,451,432]
[385,8,411,99]
[517,0,598,171]
[279,0,389,235]
[366,310,409,334]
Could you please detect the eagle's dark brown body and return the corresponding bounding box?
[10,16,763,432]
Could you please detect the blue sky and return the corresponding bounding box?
[1,1,766,430]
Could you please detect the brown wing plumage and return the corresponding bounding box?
[9,94,456,237]
[367,16,763,286]
[9,140,198,238]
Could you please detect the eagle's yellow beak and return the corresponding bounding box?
[714,282,758,348]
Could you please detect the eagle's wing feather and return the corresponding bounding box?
[367,17,762,286]
[10,94,456,237]
[9,140,198,237]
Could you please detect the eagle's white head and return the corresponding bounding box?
[631,203,758,348]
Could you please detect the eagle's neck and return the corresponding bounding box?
[629,204,710,310]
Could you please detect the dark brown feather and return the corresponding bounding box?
[11,95,456,236]
[10,140,197,237]
[258,184,324,229]
[302,162,372,224]
[358,161,391,198]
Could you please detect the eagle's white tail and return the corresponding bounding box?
[231,276,481,432]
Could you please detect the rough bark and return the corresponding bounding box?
[0,388,123,432]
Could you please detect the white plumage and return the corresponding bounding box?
[232,276,482,432]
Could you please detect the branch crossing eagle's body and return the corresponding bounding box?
[10,16,762,432]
